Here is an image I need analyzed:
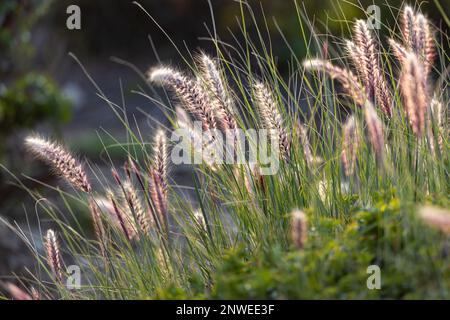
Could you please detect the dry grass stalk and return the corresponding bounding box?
[419,206,450,235]
[25,135,91,193]
[45,229,64,282]
[341,115,360,176]
[290,209,308,249]
[198,53,237,132]
[149,67,216,131]
[303,59,366,105]
[364,101,385,162]
[253,81,291,160]
[400,53,428,137]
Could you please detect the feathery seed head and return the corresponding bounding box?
[153,129,169,196]
[303,59,366,105]
[402,5,416,49]
[193,210,207,230]
[198,53,237,132]
[4,283,32,300]
[25,135,91,193]
[430,98,445,152]
[45,229,64,282]
[388,38,408,65]
[401,6,435,75]
[148,67,181,85]
[123,181,150,235]
[253,81,290,160]
[400,53,428,137]
[150,168,169,231]
[418,206,450,235]
[108,190,136,241]
[350,20,392,116]
[149,66,216,131]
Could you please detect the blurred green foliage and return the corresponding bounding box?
[0,0,51,73]
[152,195,449,299]
[210,198,449,299]
[0,73,71,135]
[0,0,71,160]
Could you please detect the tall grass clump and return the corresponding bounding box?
[1,3,449,299]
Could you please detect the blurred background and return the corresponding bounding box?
[0,0,448,283]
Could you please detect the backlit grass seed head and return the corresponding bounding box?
[94,195,115,216]
[303,59,365,106]
[30,287,40,300]
[253,81,290,160]
[364,101,385,162]
[25,135,91,193]
[45,229,64,282]
[430,98,445,152]
[149,66,216,131]
[198,53,237,131]
[318,179,329,202]
[353,20,377,100]
[123,181,150,235]
[290,209,308,250]
[153,129,168,196]
[4,282,32,300]
[402,5,416,50]
[341,115,360,177]
[345,40,365,79]
[413,13,435,74]
[176,107,217,170]
[388,38,408,66]
[401,6,435,75]
[107,189,136,241]
[422,16,435,74]
[419,206,450,235]
[400,53,428,137]
[150,168,168,229]
[193,210,207,230]
[350,20,392,117]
